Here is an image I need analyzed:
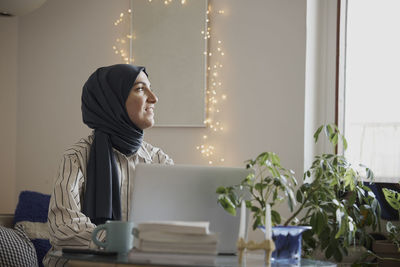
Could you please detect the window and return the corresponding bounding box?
[340,0,400,182]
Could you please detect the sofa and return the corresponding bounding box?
[0,191,51,267]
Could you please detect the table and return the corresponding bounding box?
[49,251,337,267]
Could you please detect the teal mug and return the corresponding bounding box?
[92,221,135,254]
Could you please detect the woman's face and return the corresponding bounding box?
[125,71,158,130]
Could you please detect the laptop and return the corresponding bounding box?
[129,163,251,254]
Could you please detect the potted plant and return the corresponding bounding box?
[216,124,381,263]
[369,187,400,266]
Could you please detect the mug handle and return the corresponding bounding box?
[92,224,108,248]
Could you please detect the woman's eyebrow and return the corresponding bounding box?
[133,81,151,87]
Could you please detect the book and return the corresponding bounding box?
[138,230,219,243]
[128,249,216,266]
[135,239,218,255]
[136,221,210,235]
[134,221,219,255]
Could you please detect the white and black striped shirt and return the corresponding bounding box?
[43,135,173,266]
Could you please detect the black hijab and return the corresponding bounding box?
[81,64,146,225]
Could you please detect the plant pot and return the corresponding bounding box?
[372,240,400,267]
[259,225,311,264]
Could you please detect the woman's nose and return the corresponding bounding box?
[147,90,158,103]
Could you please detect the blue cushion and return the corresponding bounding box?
[13,191,51,267]
[14,191,50,223]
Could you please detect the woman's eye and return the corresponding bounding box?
[136,87,144,92]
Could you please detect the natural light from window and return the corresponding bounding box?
[344,0,400,182]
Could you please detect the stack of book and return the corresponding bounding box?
[129,221,219,266]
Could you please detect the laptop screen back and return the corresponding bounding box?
[129,164,250,254]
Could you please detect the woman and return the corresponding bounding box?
[44,64,173,266]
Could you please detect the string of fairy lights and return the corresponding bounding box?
[114,0,226,165]
[197,4,227,165]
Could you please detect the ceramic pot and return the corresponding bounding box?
[259,225,311,264]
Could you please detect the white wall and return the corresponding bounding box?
[304,0,337,173]
[0,16,18,213]
[16,0,130,196]
[2,0,307,219]
[146,0,307,173]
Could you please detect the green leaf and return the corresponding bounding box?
[383,188,400,211]
[325,125,333,138]
[332,133,338,146]
[254,183,263,192]
[251,206,260,213]
[253,216,261,230]
[335,216,347,239]
[296,189,303,203]
[325,243,335,259]
[314,125,324,143]
[333,247,343,262]
[310,213,317,229]
[342,136,348,151]
[270,153,281,165]
[271,210,281,225]
[315,212,325,235]
[216,186,226,194]
[217,195,236,216]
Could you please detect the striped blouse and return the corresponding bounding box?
[43,135,173,266]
